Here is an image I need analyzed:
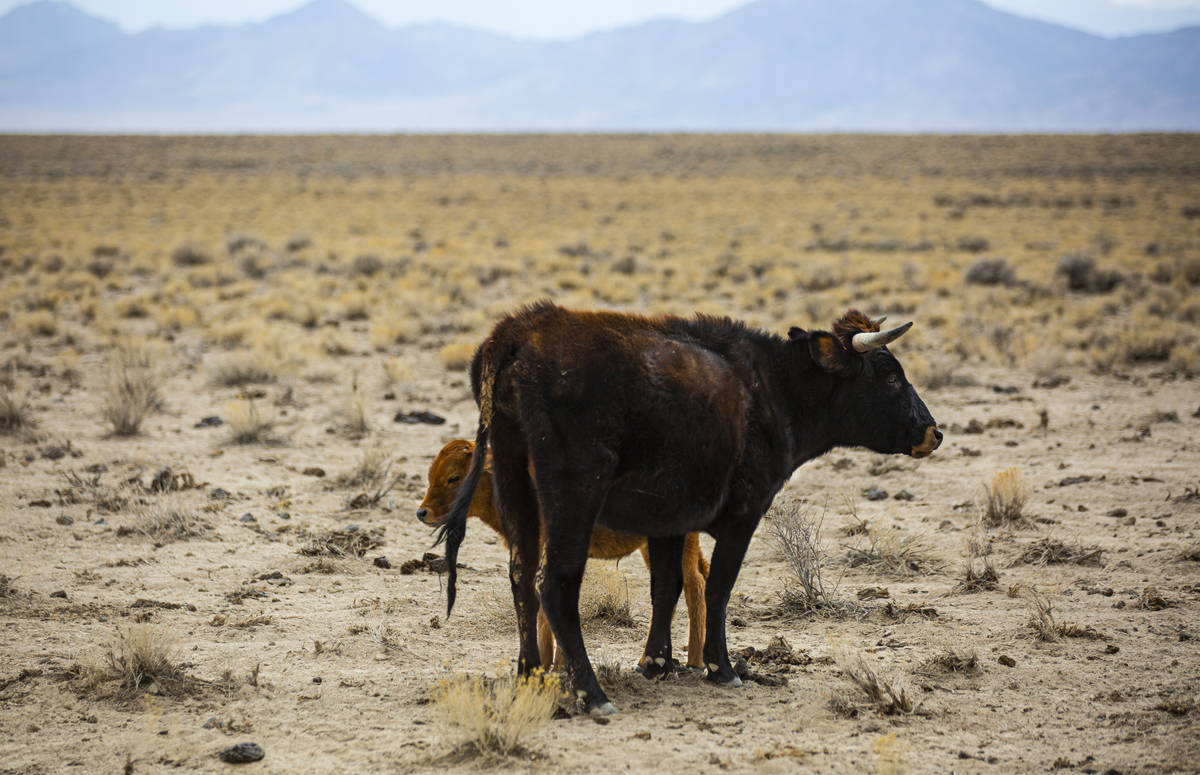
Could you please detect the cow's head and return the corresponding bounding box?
[416,440,475,526]
[790,310,941,458]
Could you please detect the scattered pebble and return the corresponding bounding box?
[863,486,888,501]
[998,655,1016,667]
[202,717,224,730]
[302,467,326,477]
[210,488,232,500]
[893,490,914,501]
[49,590,67,599]
[194,416,224,428]
[55,514,74,526]
[373,556,391,569]
[1107,508,1128,517]
[239,513,256,523]
[218,742,264,764]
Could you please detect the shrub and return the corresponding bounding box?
[964,258,1017,287]
[982,468,1029,527]
[769,504,840,613]
[225,398,276,445]
[103,343,161,436]
[0,365,32,433]
[171,241,212,267]
[432,673,562,758]
[1057,255,1121,293]
[579,563,634,626]
[835,645,917,715]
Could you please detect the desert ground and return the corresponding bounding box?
[1,134,1198,774]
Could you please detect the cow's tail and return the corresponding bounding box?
[434,356,496,618]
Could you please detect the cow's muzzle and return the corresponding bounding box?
[911,426,942,458]
[416,507,442,526]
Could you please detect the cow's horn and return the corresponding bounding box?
[871,315,887,326]
[852,321,912,353]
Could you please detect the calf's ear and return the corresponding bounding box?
[808,331,857,374]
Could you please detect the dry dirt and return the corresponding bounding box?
[1,134,1198,774]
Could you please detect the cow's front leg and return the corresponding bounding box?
[639,535,684,679]
[702,518,757,687]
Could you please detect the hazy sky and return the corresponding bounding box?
[5,0,1200,38]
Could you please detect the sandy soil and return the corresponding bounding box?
[2,341,1198,774]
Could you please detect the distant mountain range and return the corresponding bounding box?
[1,0,1197,131]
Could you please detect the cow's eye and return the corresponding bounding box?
[447,475,461,484]
[886,373,902,388]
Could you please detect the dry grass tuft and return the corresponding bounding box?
[211,352,280,387]
[102,342,162,436]
[117,502,210,541]
[299,527,384,557]
[81,624,198,700]
[843,527,943,577]
[1017,585,1100,640]
[340,443,402,506]
[225,397,277,444]
[917,641,980,675]
[1014,538,1103,567]
[982,467,1030,527]
[956,518,1000,593]
[579,562,635,627]
[0,364,33,433]
[341,372,369,436]
[835,645,917,715]
[432,672,562,759]
[439,340,476,371]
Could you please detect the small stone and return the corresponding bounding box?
[429,616,441,629]
[998,655,1016,667]
[730,617,747,627]
[42,446,67,461]
[1107,508,1128,518]
[194,416,224,428]
[302,467,326,477]
[393,409,446,425]
[863,486,888,501]
[218,742,264,764]
[313,676,322,683]
[239,513,256,523]
[202,717,224,730]
[55,514,75,526]
[50,590,67,599]
[893,490,914,501]
[210,488,231,500]
[1104,644,1119,654]
[424,555,448,574]
[373,556,391,569]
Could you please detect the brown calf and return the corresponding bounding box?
[418,439,708,670]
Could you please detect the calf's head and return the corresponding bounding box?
[793,310,941,458]
[416,440,475,526]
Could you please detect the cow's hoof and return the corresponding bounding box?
[705,667,742,687]
[589,701,617,717]
[637,656,677,680]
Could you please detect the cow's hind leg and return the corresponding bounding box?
[639,535,684,679]
[491,419,542,676]
[702,519,757,687]
[536,481,613,714]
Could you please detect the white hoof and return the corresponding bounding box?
[590,701,617,717]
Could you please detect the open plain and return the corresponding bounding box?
[1,134,1198,773]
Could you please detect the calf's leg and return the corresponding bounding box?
[681,532,708,669]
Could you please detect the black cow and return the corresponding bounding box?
[438,301,940,715]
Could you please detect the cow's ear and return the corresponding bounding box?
[808,331,856,373]
[787,327,807,341]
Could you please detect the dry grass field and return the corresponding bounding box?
[1,133,1198,774]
